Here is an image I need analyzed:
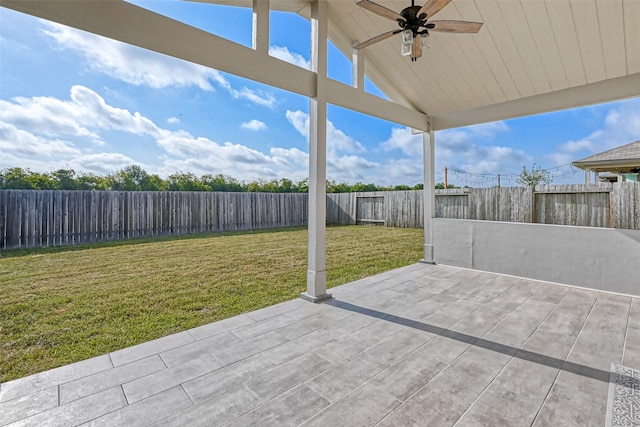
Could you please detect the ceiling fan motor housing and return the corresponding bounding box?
[398,5,432,35]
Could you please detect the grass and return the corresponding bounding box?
[0,225,423,382]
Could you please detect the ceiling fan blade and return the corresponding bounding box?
[411,36,422,61]
[353,30,400,49]
[429,20,483,33]
[357,0,406,22]
[417,0,452,19]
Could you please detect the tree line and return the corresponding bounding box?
[0,165,447,193]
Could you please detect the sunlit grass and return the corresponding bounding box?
[0,225,422,382]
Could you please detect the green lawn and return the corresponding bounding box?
[0,225,423,382]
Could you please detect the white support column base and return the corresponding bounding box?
[300,292,333,303]
[300,270,333,302]
[420,244,436,264]
[301,270,332,302]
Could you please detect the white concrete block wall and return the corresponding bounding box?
[433,218,640,297]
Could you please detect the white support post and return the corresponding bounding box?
[352,48,364,90]
[585,169,591,184]
[421,126,436,264]
[301,0,331,303]
[252,0,269,53]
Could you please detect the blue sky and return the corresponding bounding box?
[1,3,639,187]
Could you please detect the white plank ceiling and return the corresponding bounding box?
[196,0,640,128]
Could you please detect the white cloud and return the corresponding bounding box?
[270,147,309,168]
[558,139,597,154]
[0,94,101,143]
[380,158,423,185]
[545,98,640,166]
[328,155,379,182]
[285,110,365,154]
[381,127,422,157]
[379,121,524,178]
[231,87,276,108]
[466,121,510,137]
[285,110,309,138]
[241,119,267,131]
[0,86,164,144]
[41,21,277,108]
[42,22,217,90]
[0,122,81,158]
[0,85,290,179]
[438,132,530,175]
[167,117,180,124]
[70,153,139,175]
[269,46,310,70]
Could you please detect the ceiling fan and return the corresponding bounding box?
[354,0,483,62]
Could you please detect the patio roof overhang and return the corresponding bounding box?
[572,159,640,173]
[2,0,639,299]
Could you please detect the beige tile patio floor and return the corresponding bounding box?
[1,263,639,426]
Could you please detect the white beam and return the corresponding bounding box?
[431,73,640,130]
[301,0,331,303]
[252,0,269,53]
[421,127,436,264]
[352,48,364,91]
[325,79,428,130]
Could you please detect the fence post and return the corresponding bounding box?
[531,187,536,223]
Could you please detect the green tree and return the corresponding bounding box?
[76,173,109,190]
[51,169,77,190]
[294,178,308,193]
[351,182,378,192]
[0,168,40,189]
[166,172,204,191]
[147,174,167,191]
[517,164,552,187]
[109,165,147,190]
[278,178,294,193]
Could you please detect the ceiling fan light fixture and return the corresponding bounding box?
[401,29,413,56]
[356,0,483,62]
[420,32,430,49]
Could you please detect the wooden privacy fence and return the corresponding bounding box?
[0,190,307,250]
[327,183,640,230]
[2,183,639,250]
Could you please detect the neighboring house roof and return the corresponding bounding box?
[572,140,640,172]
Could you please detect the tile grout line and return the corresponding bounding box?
[361,275,527,399]
[162,338,291,404]
[301,379,403,427]
[179,384,196,406]
[620,297,633,366]
[221,356,336,427]
[528,291,601,427]
[328,274,501,381]
[121,384,130,406]
[450,288,565,427]
[372,279,537,425]
[219,386,264,427]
